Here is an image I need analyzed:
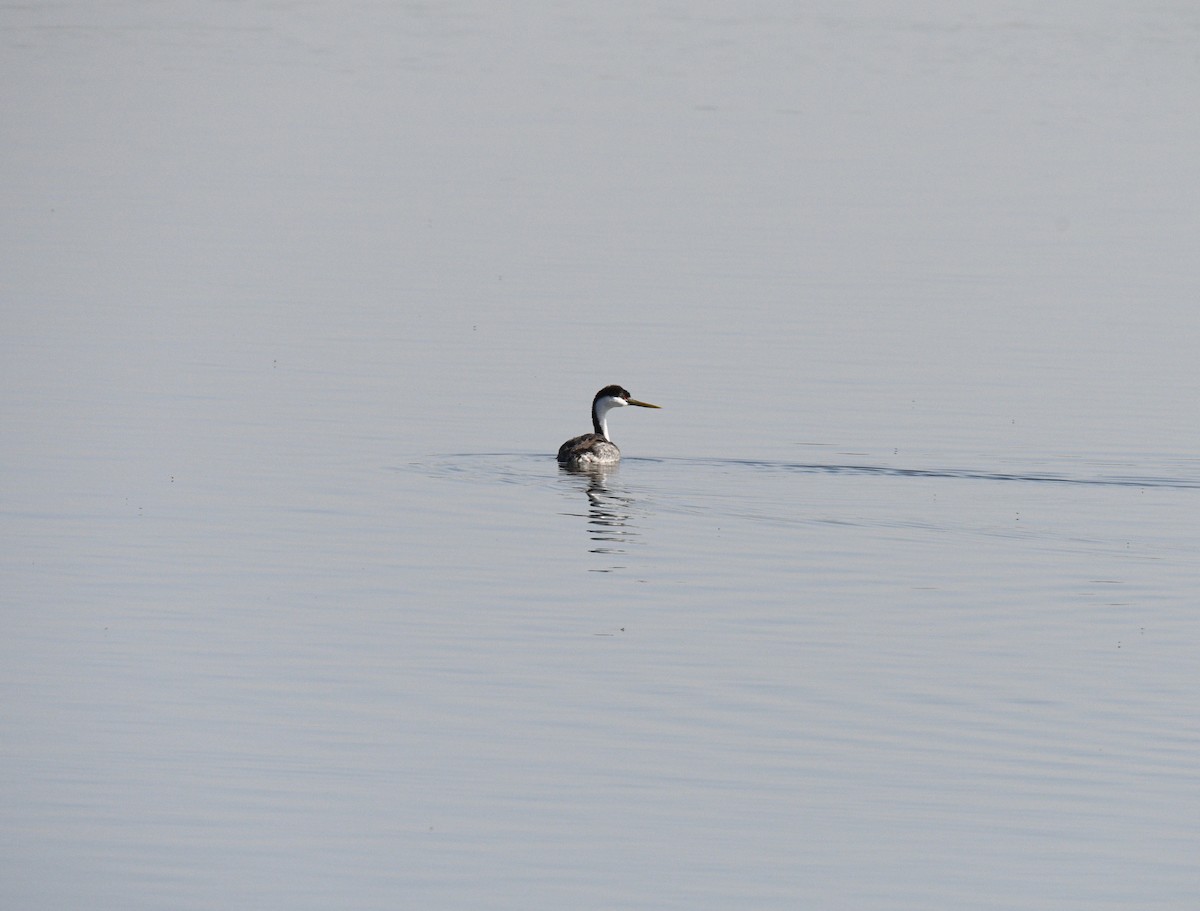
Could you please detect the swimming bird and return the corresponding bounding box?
[557,385,661,468]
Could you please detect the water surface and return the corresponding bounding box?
[3,2,1199,909]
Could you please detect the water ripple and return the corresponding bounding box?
[411,453,1200,491]
[645,456,1200,490]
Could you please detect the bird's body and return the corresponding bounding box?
[557,432,622,466]
[557,385,660,468]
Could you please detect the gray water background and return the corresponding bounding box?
[3,2,1199,909]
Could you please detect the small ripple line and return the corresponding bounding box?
[660,457,1200,490]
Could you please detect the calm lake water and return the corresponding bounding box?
[3,2,1199,909]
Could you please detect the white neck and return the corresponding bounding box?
[593,395,624,441]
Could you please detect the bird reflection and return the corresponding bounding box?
[558,463,641,571]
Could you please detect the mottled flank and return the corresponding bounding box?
[557,433,621,467]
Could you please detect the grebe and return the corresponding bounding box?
[557,385,661,468]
